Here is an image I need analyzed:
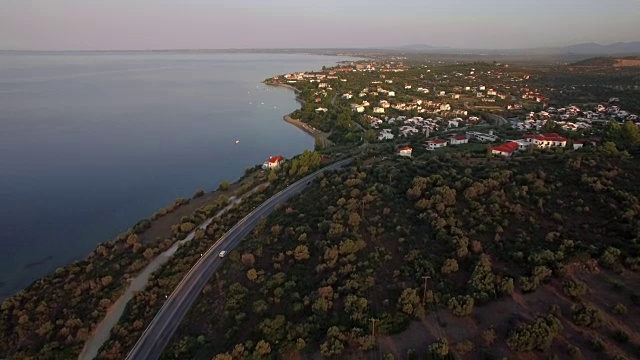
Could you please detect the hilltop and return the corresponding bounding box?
[572,56,640,67]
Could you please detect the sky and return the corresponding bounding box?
[1,0,639,51]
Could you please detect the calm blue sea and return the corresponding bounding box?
[0,52,355,298]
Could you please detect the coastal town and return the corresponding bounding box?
[266,59,639,161]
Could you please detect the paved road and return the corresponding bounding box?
[125,158,353,360]
[78,186,267,360]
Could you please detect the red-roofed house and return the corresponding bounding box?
[524,133,568,149]
[450,135,469,145]
[263,155,285,169]
[425,139,448,150]
[397,146,412,157]
[573,140,585,150]
[492,142,519,156]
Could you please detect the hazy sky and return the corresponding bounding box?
[1,0,639,50]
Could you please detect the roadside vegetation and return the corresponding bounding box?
[144,142,640,359]
[2,56,640,359]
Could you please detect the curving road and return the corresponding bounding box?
[125,158,353,360]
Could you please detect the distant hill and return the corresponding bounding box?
[572,56,640,67]
[556,42,640,55]
[372,41,640,57]
[383,44,452,51]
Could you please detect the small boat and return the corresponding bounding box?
[235,140,240,144]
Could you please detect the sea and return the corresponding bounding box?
[0,51,357,298]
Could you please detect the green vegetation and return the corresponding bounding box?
[3,58,640,359]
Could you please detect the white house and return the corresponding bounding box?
[448,119,461,128]
[388,91,396,97]
[397,146,412,157]
[315,107,328,113]
[342,93,353,100]
[373,107,385,114]
[439,103,452,111]
[352,105,365,113]
[450,135,469,145]
[263,155,285,169]
[523,133,568,148]
[378,129,395,141]
[573,141,585,150]
[425,139,448,150]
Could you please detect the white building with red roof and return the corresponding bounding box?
[397,146,412,157]
[263,155,285,169]
[523,133,568,149]
[425,139,448,150]
[450,135,469,145]
[492,142,519,156]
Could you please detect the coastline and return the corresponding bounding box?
[266,81,332,146]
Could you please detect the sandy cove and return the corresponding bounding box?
[266,82,332,146]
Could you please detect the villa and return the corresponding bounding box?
[450,135,469,145]
[397,146,412,157]
[523,133,568,148]
[425,139,448,150]
[491,142,519,156]
[263,155,285,169]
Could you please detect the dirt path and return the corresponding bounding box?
[78,185,267,360]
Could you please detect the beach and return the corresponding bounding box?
[266,81,333,146]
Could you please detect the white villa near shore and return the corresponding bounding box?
[263,155,285,169]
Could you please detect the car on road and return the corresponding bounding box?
[218,250,227,258]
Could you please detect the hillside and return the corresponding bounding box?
[100,147,640,360]
[571,56,640,67]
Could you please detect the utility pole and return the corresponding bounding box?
[370,318,379,337]
[422,276,431,304]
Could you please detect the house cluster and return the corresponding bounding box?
[262,155,285,169]
[371,114,485,140]
[369,116,440,140]
[491,133,586,157]
[512,101,639,131]
[425,135,470,150]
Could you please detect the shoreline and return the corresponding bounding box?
[266,81,332,146]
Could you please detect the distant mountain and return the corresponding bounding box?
[377,44,451,51]
[368,42,640,56]
[555,42,640,55]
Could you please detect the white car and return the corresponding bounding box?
[218,250,227,258]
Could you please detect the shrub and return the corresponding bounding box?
[507,315,563,352]
[612,330,629,343]
[563,279,588,299]
[447,296,474,317]
[612,303,628,315]
[571,303,602,328]
[588,337,605,352]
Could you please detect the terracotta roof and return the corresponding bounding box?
[268,155,285,163]
[398,146,412,151]
[453,135,468,140]
[492,142,519,153]
[429,139,447,144]
[524,133,567,142]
